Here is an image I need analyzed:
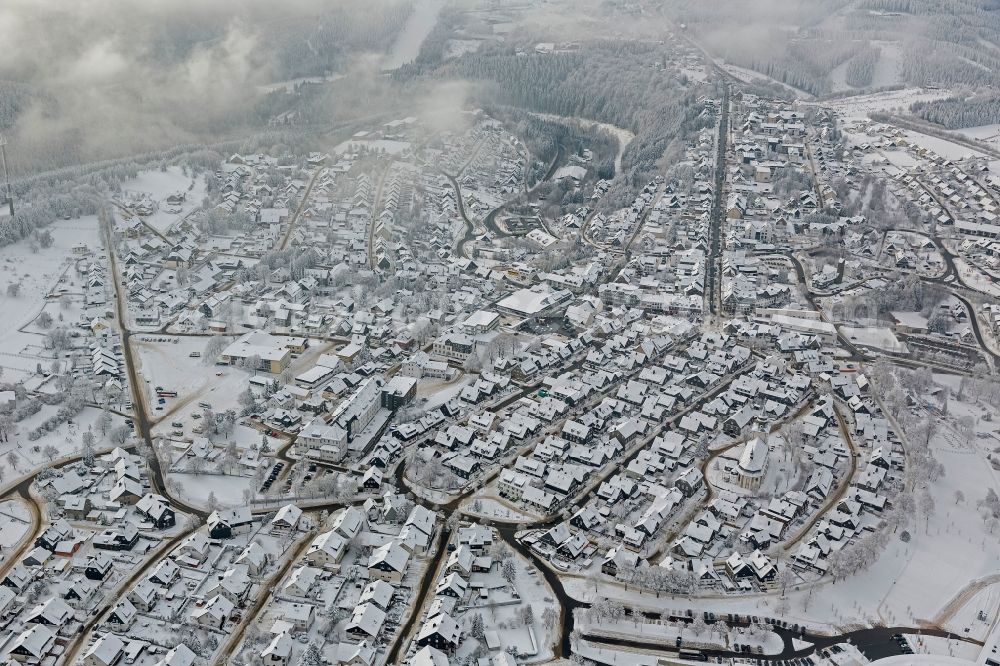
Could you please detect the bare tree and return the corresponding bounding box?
[110,425,131,447]
[919,490,936,533]
[203,336,228,364]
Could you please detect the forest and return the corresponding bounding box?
[845,46,882,89]
[487,109,619,182]
[911,91,1000,129]
[396,39,713,196]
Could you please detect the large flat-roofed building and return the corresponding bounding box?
[756,311,837,346]
[331,377,383,442]
[460,310,501,334]
[220,332,293,373]
[295,365,337,391]
[496,286,573,319]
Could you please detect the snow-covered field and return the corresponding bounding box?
[381,0,445,70]
[941,581,1000,642]
[821,88,950,121]
[580,614,783,654]
[839,326,908,353]
[953,257,1000,298]
[167,471,254,509]
[862,149,918,170]
[421,377,471,409]
[0,500,31,549]
[0,216,101,381]
[909,634,982,663]
[133,335,246,434]
[680,66,708,83]
[122,167,206,234]
[901,129,988,162]
[0,405,129,480]
[961,123,1000,151]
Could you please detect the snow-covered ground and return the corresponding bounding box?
[680,66,708,83]
[953,257,1000,298]
[579,613,783,654]
[960,123,1000,152]
[908,634,982,663]
[121,167,206,234]
[0,216,101,381]
[0,405,129,481]
[940,581,1000,642]
[381,0,445,70]
[862,148,918,170]
[133,336,246,435]
[444,39,482,60]
[463,496,541,523]
[820,88,951,121]
[839,326,908,353]
[0,500,31,549]
[716,62,815,100]
[422,376,471,410]
[166,471,254,509]
[573,640,663,666]
[901,129,989,163]
[456,540,560,661]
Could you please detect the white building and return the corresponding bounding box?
[737,437,768,491]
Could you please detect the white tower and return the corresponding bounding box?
[0,134,13,217]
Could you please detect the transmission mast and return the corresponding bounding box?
[0,134,13,217]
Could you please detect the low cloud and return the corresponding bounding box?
[0,0,415,170]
